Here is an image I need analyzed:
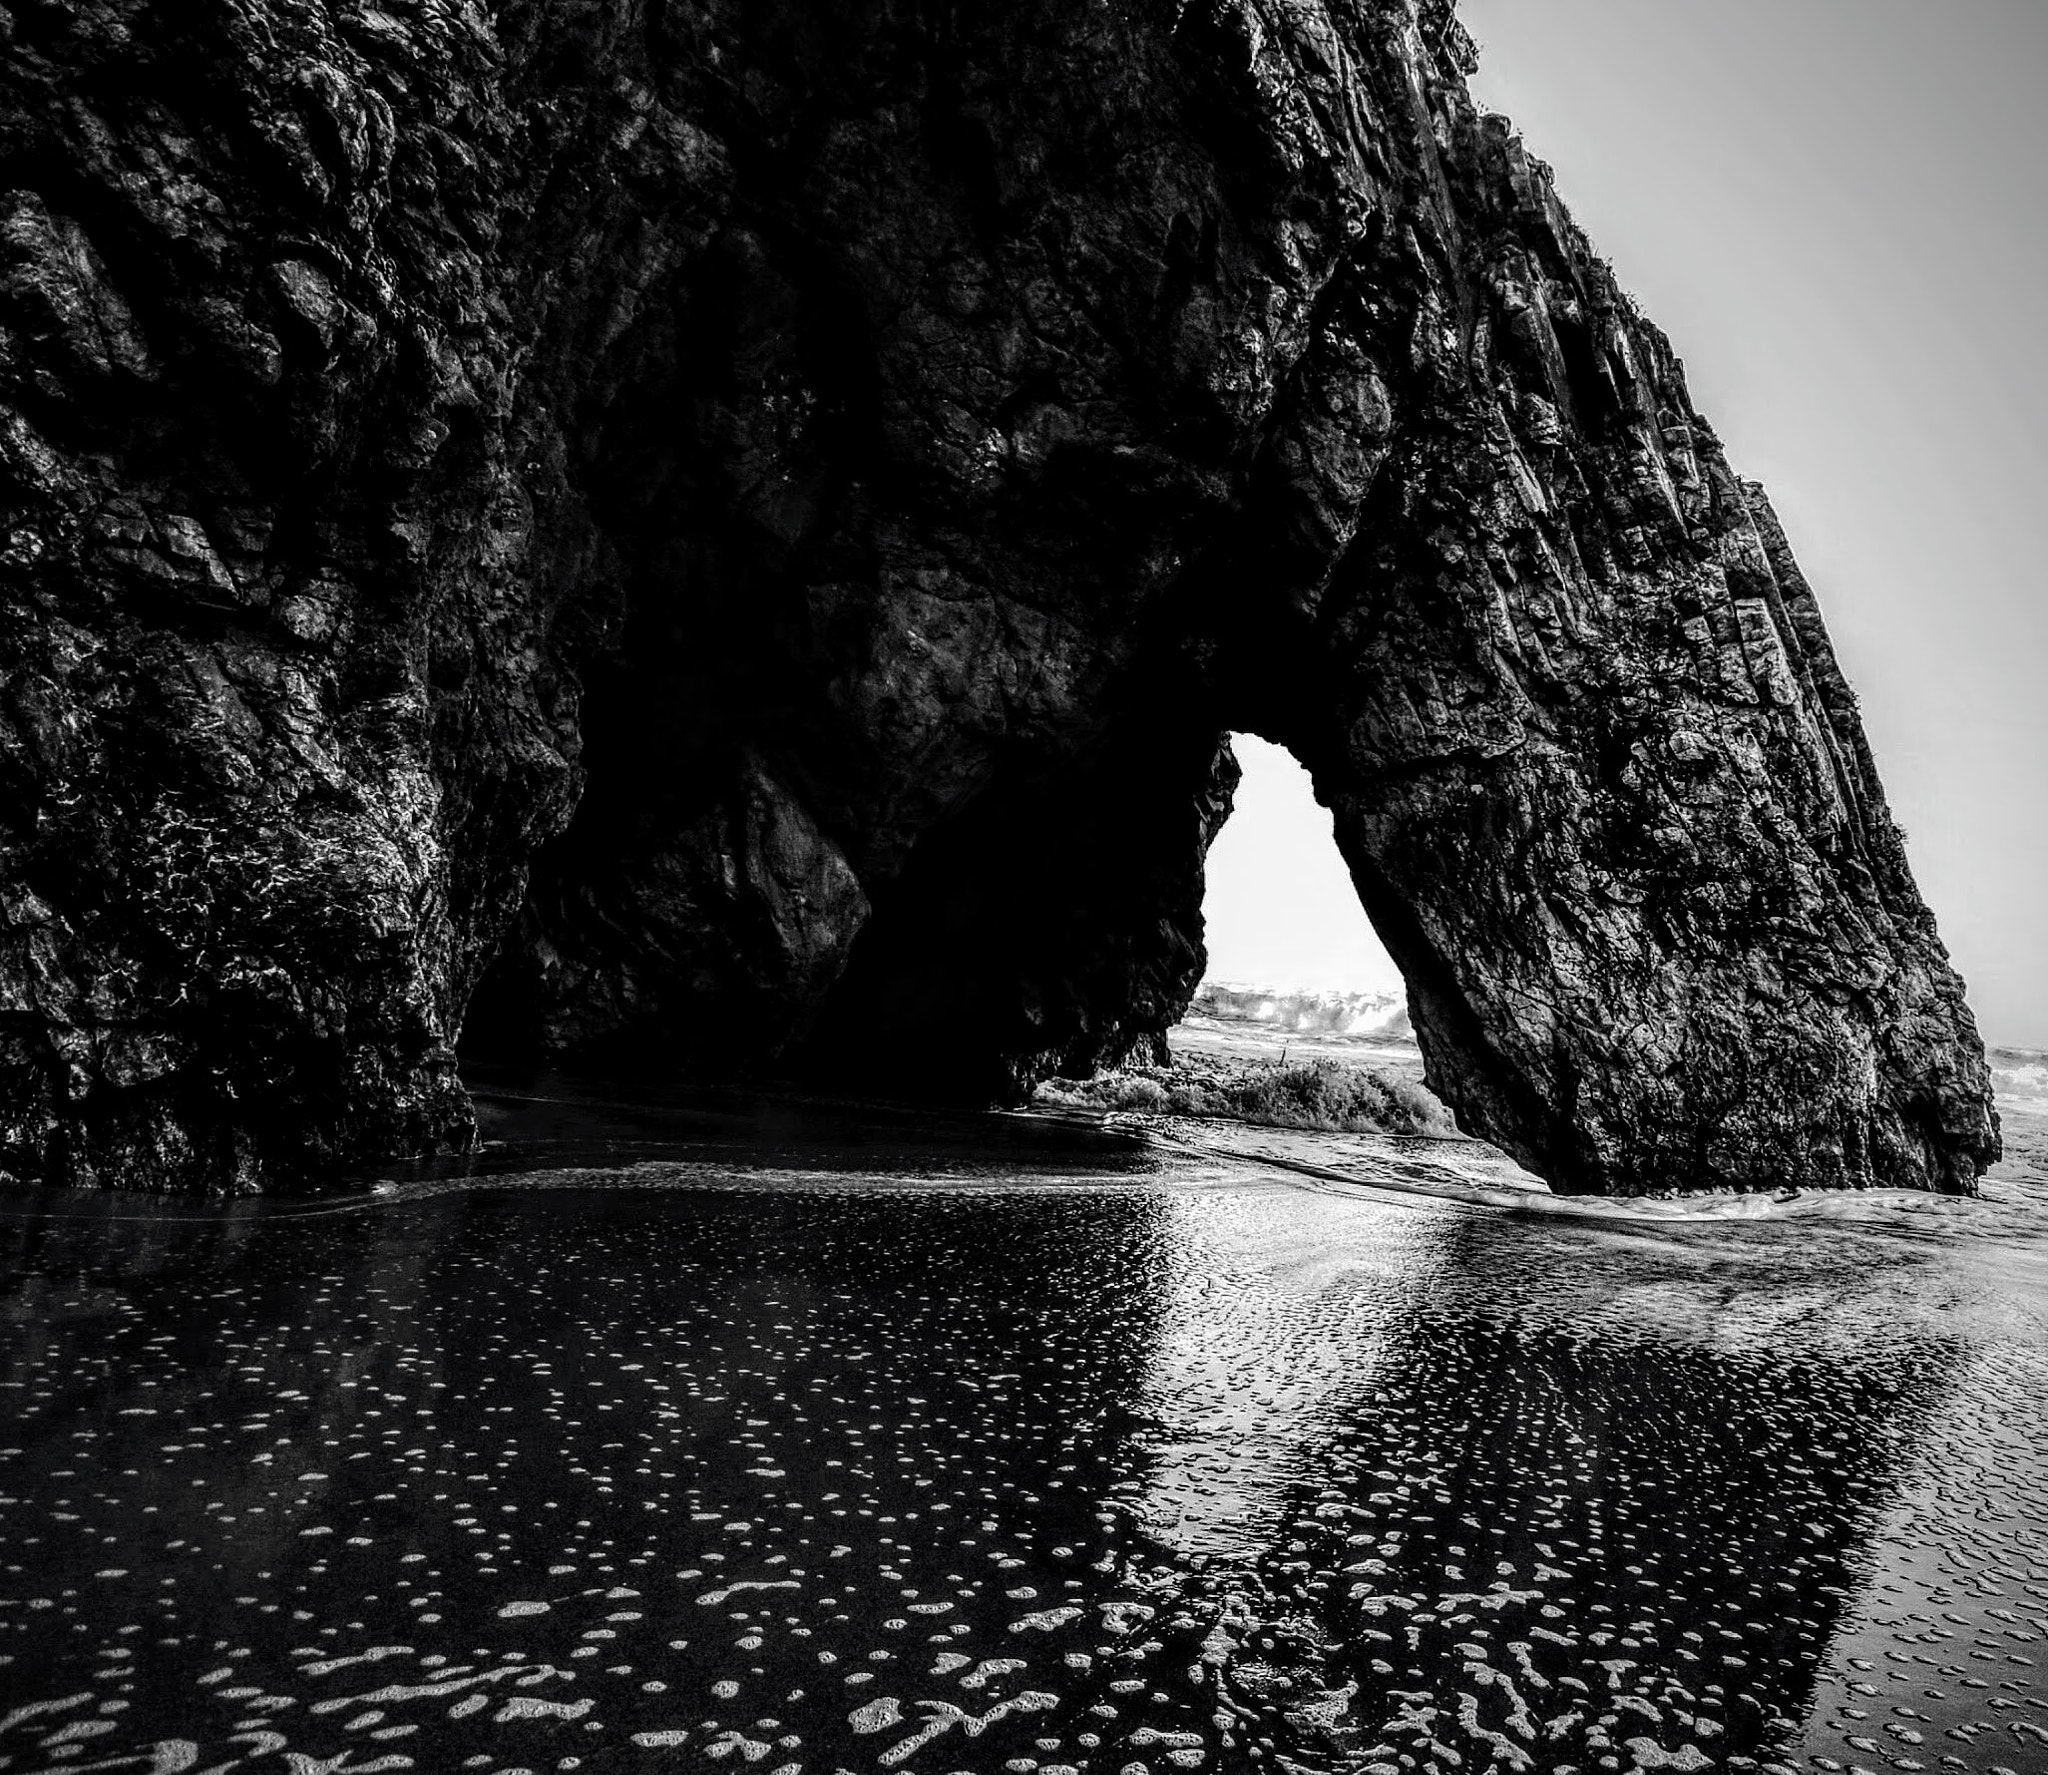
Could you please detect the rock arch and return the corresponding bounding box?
[0,0,1996,1192]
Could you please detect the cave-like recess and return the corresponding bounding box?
[0,0,1999,1193]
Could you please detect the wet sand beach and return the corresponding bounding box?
[3,1082,2047,1775]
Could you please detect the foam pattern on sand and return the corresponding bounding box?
[3,1130,2048,1774]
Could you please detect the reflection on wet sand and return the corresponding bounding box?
[1120,1176,2007,1769]
[0,1091,2045,1774]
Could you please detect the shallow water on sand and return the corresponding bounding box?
[4,1087,2048,1775]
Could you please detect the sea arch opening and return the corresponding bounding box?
[1197,733,1405,1007]
[1170,731,1447,1124]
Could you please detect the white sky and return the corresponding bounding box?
[1203,2,2048,1046]
[1202,735,1405,996]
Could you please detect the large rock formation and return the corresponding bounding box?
[0,0,1999,1194]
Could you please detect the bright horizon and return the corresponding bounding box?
[1201,2,2048,1051]
[1199,735,1403,999]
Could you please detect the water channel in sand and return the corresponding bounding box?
[3,1081,2048,1775]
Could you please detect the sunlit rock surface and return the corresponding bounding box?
[0,0,1996,1191]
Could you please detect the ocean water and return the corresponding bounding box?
[3,1080,2048,1775]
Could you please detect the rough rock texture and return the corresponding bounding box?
[0,0,1999,1193]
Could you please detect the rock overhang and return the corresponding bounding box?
[0,0,1998,1194]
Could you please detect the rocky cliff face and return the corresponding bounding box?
[0,0,1999,1193]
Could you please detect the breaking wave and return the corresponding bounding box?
[1188,981,1413,1041]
